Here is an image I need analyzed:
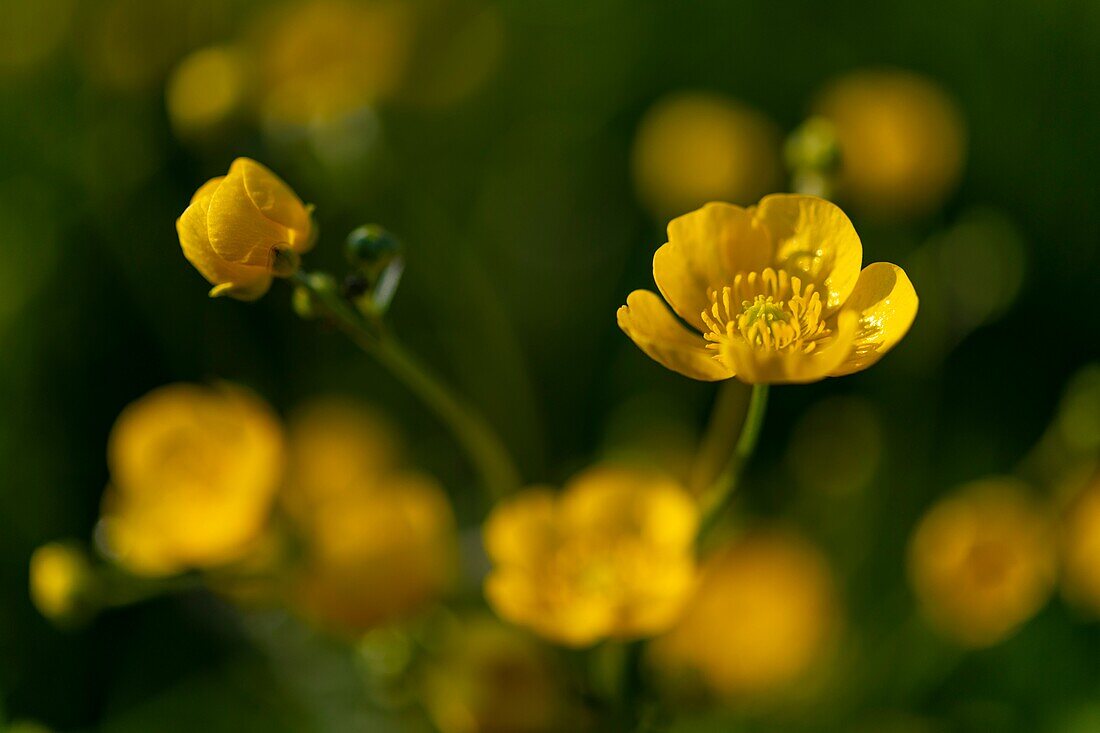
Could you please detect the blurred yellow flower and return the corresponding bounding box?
[653,529,838,698]
[633,92,782,218]
[814,69,966,219]
[424,615,569,733]
[166,46,251,137]
[99,383,285,577]
[284,399,456,634]
[618,195,917,384]
[283,399,401,522]
[1059,470,1100,614]
[29,543,92,621]
[254,0,412,126]
[177,158,314,301]
[483,465,698,647]
[908,479,1056,647]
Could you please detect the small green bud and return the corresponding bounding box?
[784,116,841,174]
[291,286,317,319]
[272,245,302,277]
[346,225,402,274]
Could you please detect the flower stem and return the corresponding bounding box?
[292,271,521,500]
[697,383,769,545]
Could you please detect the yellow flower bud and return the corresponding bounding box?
[908,479,1055,647]
[176,158,314,301]
[29,542,92,621]
[98,383,285,577]
[483,464,698,647]
[652,529,839,698]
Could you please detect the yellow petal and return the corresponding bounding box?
[830,262,918,376]
[655,202,773,329]
[177,179,273,301]
[722,310,858,384]
[560,465,697,547]
[207,158,311,267]
[483,488,558,568]
[617,290,733,381]
[232,158,313,251]
[754,194,862,313]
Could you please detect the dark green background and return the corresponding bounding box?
[2,0,1098,730]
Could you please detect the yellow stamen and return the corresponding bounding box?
[701,268,831,358]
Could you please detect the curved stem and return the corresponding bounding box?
[292,272,521,500]
[697,383,769,545]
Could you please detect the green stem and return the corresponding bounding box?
[697,383,769,544]
[292,272,520,499]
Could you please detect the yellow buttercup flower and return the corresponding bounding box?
[29,543,92,621]
[483,465,698,647]
[99,383,285,577]
[284,399,456,634]
[176,158,314,301]
[813,69,966,219]
[653,529,838,698]
[618,195,917,384]
[633,92,782,218]
[908,479,1056,647]
[1059,469,1100,614]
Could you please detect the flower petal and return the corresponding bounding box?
[233,157,314,252]
[617,290,733,381]
[722,310,858,384]
[830,262,918,376]
[177,178,273,301]
[655,202,773,330]
[754,194,862,314]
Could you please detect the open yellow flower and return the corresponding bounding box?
[908,479,1056,647]
[483,464,698,647]
[618,195,917,384]
[98,383,285,577]
[176,157,313,301]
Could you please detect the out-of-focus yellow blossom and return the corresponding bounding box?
[166,46,251,137]
[284,399,456,634]
[483,465,698,647]
[1060,470,1100,614]
[0,0,74,77]
[618,195,918,384]
[254,0,413,127]
[653,529,838,698]
[813,69,966,219]
[908,479,1056,647]
[633,93,782,218]
[29,543,92,621]
[98,383,285,577]
[283,399,401,522]
[177,158,314,301]
[424,616,568,733]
